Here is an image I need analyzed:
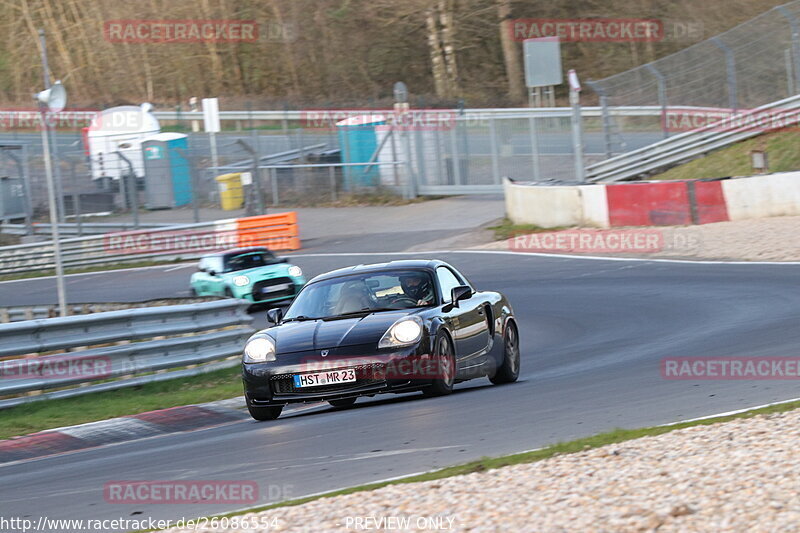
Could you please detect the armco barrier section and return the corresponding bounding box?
[0,212,300,276]
[0,299,254,409]
[505,173,798,228]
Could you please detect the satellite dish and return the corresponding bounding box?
[35,80,67,112]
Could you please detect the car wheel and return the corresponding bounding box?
[423,331,455,397]
[490,320,520,385]
[328,397,357,408]
[189,286,198,297]
[247,404,283,421]
[224,287,234,298]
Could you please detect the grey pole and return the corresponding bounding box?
[114,151,139,228]
[645,64,669,139]
[488,116,501,184]
[586,80,613,158]
[40,111,67,316]
[528,116,541,181]
[776,6,800,94]
[569,86,586,183]
[710,37,738,112]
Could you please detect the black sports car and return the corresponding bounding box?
[241,259,520,420]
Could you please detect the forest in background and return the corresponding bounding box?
[0,0,789,109]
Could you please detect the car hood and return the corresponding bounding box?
[222,263,289,279]
[266,311,418,353]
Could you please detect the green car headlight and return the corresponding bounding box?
[288,265,303,278]
[232,275,250,287]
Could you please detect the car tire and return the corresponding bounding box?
[423,331,456,397]
[247,404,283,421]
[328,397,357,408]
[490,320,520,385]
[224,287,234,299]
[189,286,198,297]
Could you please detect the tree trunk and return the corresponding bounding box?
[426,7,447,98]
[497,0,525,102]
[439,0,459,96]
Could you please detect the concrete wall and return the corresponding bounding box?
[505,172,800,228]
[722,171,800,220]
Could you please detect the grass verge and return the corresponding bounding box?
[164,397,800,529]
[652,130,800,180]
[488,218,568,241]
[0,366,241,440]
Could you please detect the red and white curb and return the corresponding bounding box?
[0,397,253,464]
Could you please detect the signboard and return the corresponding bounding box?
[523,37,563,88]
[202,97,221,133]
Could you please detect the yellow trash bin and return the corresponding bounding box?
[215,173,244,210]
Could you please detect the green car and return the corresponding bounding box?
[190,247,306,305]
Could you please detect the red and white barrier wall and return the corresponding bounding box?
[504,172,800,228]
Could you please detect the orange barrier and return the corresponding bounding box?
[236,212,301,251]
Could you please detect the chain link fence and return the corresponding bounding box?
[588,0,800,154]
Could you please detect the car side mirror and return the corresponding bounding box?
[208,270,216,277]
[267,308,283,324]
[451,285,472,307]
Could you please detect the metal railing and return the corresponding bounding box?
[0,213,299,276]
[586,93,800,182]
[1,221,170,236]
[0,299,253,409]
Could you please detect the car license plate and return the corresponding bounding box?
[262,283,291,294]
[293,369,357,388]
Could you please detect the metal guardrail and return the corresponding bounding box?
[1,222,171,237]
[586,94,800,182]
[0,213,299,276]
[150,106,704,123]
[0,299,253,409]
[0,298,218,323]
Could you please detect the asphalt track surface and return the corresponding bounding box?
[2,251,800,530]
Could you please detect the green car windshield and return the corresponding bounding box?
[223,251,280,273]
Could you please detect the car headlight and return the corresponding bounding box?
[287,265,303,278]
[232,275,250,287]
[378,316,423,348]
[243,336,276,363]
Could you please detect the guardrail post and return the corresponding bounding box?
[711,37,739,113]
[645,64,669,140]
[585,80,614,158]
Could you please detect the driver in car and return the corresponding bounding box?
[400,273,435,306]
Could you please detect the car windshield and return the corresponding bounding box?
[284,270,436,320]
[223,251,279,272]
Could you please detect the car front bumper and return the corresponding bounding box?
[234,278,305,303]
[243,340,436,406]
